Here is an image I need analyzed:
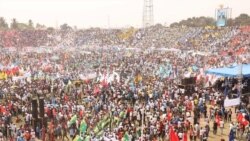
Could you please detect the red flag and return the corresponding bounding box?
[237,113,243,122]
[167,112,172,121]
[79,110,84,117]
[101,79,108,88]
[94,85,100,96]
[241,118,249,126]
[169,127,179,141]
[183,132,188,141]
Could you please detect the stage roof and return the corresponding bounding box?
[205,64,250,77]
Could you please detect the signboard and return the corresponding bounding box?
[216,8,227,27]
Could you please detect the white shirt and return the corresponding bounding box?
[219,120,224,128]
[229,123,234,130]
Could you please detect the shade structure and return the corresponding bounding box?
[205,64,250,78]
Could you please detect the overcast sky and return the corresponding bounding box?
[0,0,249,28]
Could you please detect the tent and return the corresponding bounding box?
[205,64,250,78]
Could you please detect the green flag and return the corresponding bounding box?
[84,136,90,141]
[122,132,130,141]
[69,115,77,125]
[94,115,110,134]
[119,111,126,119]
[136,129,141,138]
[73,135,82,141]
[80,119,87,133]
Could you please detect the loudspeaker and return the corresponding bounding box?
[181,78,188,85]
[182,77,196,85]
[39,98,44,118]
[190,77,196,84]
[32,99,38,119]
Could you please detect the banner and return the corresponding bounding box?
[216,8,227,27]
[12,72,31,81]
[224,97,240,107]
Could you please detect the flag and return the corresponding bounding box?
[93,116,109,134]
[167,112,172,121]
[224,97,240,107]
[119,111,126,119]
[229,129,234,141]
[223,86,228,96]
[101,118,110,129]
[94,85,100,96]
[173,66,178,78]
[0,72,7,80]
[183,132,188,141]
[136,129,141,137]
[122,132,130,141]
[73,135,82,141]
[169,127,179,141]
[241,118,249,126]
[69,115,77,125]
[101,77,108,88]
[84,136,90,141]
[80,119,87,133]
[237,113,243,123]
[237,88,240,97]
[134,73,142,84]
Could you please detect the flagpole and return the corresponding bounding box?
[141,107,144,140]
[238,59,243,102]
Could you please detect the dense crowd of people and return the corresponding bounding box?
[0,25,249,141]
[0,25,243,49]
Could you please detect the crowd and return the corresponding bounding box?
[0,25,249,141]
[0,25,232,49]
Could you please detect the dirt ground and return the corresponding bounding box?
[12,105,247,141]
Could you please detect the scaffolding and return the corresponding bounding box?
[143,0,154,28]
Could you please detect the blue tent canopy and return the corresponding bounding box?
[205,64,250,77]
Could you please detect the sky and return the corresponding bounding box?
[0,0,249,28]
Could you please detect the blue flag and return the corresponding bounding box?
[224,86,228,96]
[229,129,234,141]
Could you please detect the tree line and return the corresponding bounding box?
[0,13,250,30]
[170,13,250,27]
[0,18,47,30]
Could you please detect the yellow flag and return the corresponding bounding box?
[0,72,7,80]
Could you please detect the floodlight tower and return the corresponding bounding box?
[143,0,154,28]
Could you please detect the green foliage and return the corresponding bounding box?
[36,23,46,29]
[234,13,250,26]
[170,13,250,27]
[17,23,30,30]
[0,17,8,30]
[170,16,215,27]
[11,18,18,29]
[28,19,34,29]
[10,19,36,30]
[60,23,72,30]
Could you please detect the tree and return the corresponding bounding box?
[0,17,8,30]
[60,23,72,31]
[28,19,34,29]
[234,13,250,26]
[11,18,18,29]
[227,18,235,26]
[47,27,55,31]
[36,23,46,29]
[17,23,30,30]
[170,22,179,27]
[170,16,215,27]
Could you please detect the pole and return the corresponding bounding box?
[238,62,243,101]
[141,107,144,139]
